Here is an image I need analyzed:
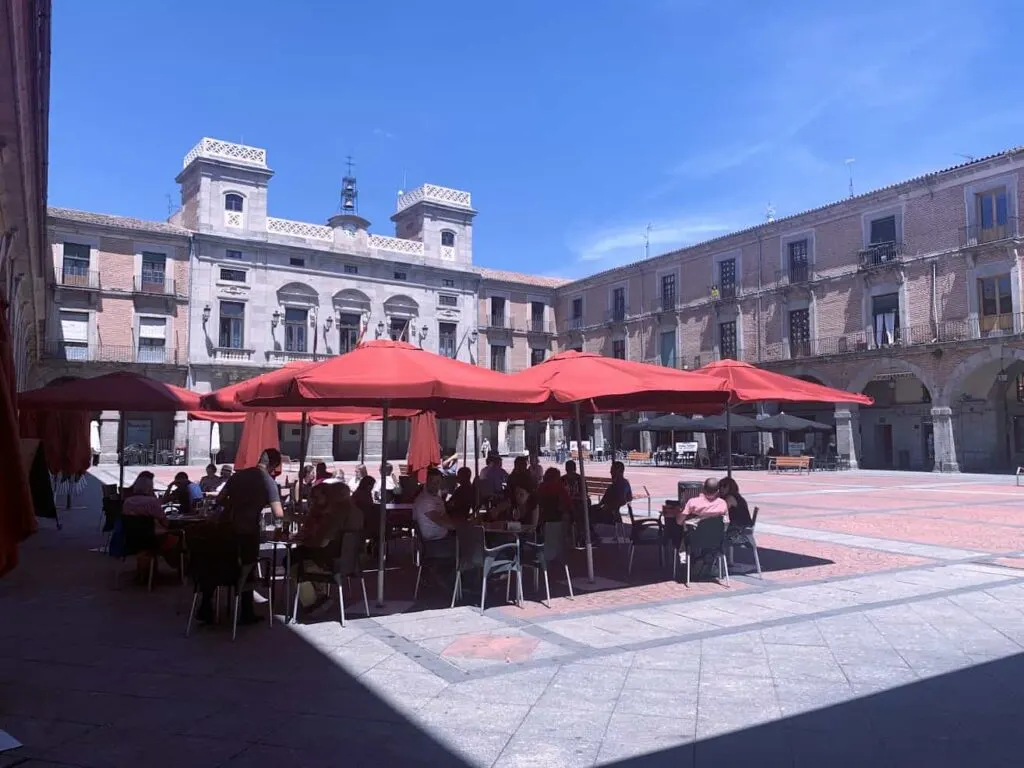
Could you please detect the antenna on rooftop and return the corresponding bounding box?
[644,223,652,260]
[844,158,856,198]
[955,153,976,162]
[765,202,776,223]
[165,193,174,216]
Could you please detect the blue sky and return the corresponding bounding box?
[49,0,1024,278]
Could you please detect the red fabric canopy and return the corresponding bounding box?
[190,410,385,426]
[407,411,441,483]
[234,411,280,470]
[200,362,314,410]
[19,409,91,478]
[510,351,731,414]
[18,371,201,412]
[230,340,550,417]
[696,359,874,405]
[0,304,35,577]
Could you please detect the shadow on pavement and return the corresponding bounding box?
[609,652,1024,767]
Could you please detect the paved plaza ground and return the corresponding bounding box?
[4,466,1024,766]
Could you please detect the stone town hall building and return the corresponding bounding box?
[35,136,1024,473]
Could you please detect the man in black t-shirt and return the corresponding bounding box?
[199,448,284,624]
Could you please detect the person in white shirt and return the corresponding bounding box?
[349,464,367,493]
[413,469,458,542]
[480,438,492,459]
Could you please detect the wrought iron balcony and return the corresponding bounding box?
[649,295,678,313]
[41,341,180,365]
[776,264,813,285]
[960,218,1019,248]
[605,306,630,324]
[526,318,554,334]
[857,241,903,269]
[54,267,100,290]
[566,316,585,331]
[483,314,511,330]
[133,273,177,296]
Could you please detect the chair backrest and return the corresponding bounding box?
[751,506,759,527]
[334,531,364,578]
[688,516,726,551]
[455,525,485,570]
[185,525,241,587]
[542,521,566,564]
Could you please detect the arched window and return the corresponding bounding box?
[224,193,244,212]
[440,230,456,247]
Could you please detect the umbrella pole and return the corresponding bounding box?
[118,410,125,493]
[298,412,308,491]
[376,403,390,607]
[462,420,468,469]
[360,423,365,464]
[574,403,595,583]
[726,405,733,478]
[473,420,480,511]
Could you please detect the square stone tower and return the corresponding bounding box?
[391,184,476,266]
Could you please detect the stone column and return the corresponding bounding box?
[756,402,775,454]
[189,420,212,466]
[307,425,334,463]
[363,420,384,463]
[173,411,188,463]
[506,420,525,455]
[835,405,860,469]
[99,410,120,464]
[592,415,606,454]
[455,420,479,466]
[498,421,509,455]
[639,413,653,453]
[930,406,960,473]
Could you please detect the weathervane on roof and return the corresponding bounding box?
[845,158,856,198]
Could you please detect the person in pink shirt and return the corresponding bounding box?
[676,477,729,526]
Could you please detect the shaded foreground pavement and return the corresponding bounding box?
[3,469,1024,766]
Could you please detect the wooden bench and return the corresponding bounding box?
[769,455,812,474]
[570,449,593,462]
[626,450,653,466]
[584,476,652,517]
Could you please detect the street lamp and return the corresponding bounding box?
[997,369,1009,384]
[202,305,211,326]
[271,310,281,328]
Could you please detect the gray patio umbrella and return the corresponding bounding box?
[624,413,707,432]
[757,412,833,432]
[689,412,763,432]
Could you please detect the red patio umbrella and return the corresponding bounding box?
[234,411,281,470]
[231,340,551,606]
[695,359,874,405]
[510,351,732,582]
[18,372,201,491]
[190,410,386,426]
[406,411,441,483]
[0,304,35,577]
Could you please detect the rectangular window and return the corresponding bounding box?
[137,317,167,363]
[442,278,455,288]
[718,259,737,298]
[490,344,507,372]
[218,302,245,349]
[869,215,897,245]
[490,296,506,327]
[283,307,308,352]
[530,348,546,366]
[344,264,358,275]
[789,308,810,357]
[389,317,408,341]
[719,321,737,359]
[871,293,900,347]
[977,189,1010,243]
[289,256,305,267]
[788,239,809,282]
[978,274,1013,334]
[394,271,407,281]
[661,274,676,308]
[571,297,583,319]
[219,268,246,283]
[225,249,243,260]
[659,330,677,367]
[61,242,91,286]
[438,322,457,358]
[438,294,458,307]
[611,287,626,321]
[58,310,89,360]
[530,301,546,332]
[338,313,360,353]
[140,252,167,293]
[612,339,626,359]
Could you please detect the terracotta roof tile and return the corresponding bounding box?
[48,207,191,237]
[473,267,569,288]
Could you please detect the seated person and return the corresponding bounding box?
[477,455,508,503]
[536,467,571,528]
[446,467,476,520]
[382,463,398,502]
[719,476,752,528]
[332,466,347,486]
[506,455,535,500]
[162,471,203,511]
[413,469,459,543]
[348,464,368,493]
[589,461,632,526]
[122,472,180,578]
[489,484,539,527]
[293,483,363,610]
[676,477,729,526]
[312,462,332,487]
[199,464,222,493]
[528,453,544,487]
[440,453,460,476]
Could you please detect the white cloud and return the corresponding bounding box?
[572,216,741,266]
[372,127,396,140]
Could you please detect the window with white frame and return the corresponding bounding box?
[530,301,546,332]
[140,252,167,293]
[338,313,361,353]
[283,307,308,352]
[219,302,245,349]
[490,344,507,372]
[137,317,167,363]
[975,188,1010,243]
[438,322,457,358]
[978,274,1013,334]
[440,230,456,247]
[58,310,89,360]
[871,293,900,347]
[61,243,91,285]
[224,193,244,212]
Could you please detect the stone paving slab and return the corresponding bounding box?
[758,522,986,559]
